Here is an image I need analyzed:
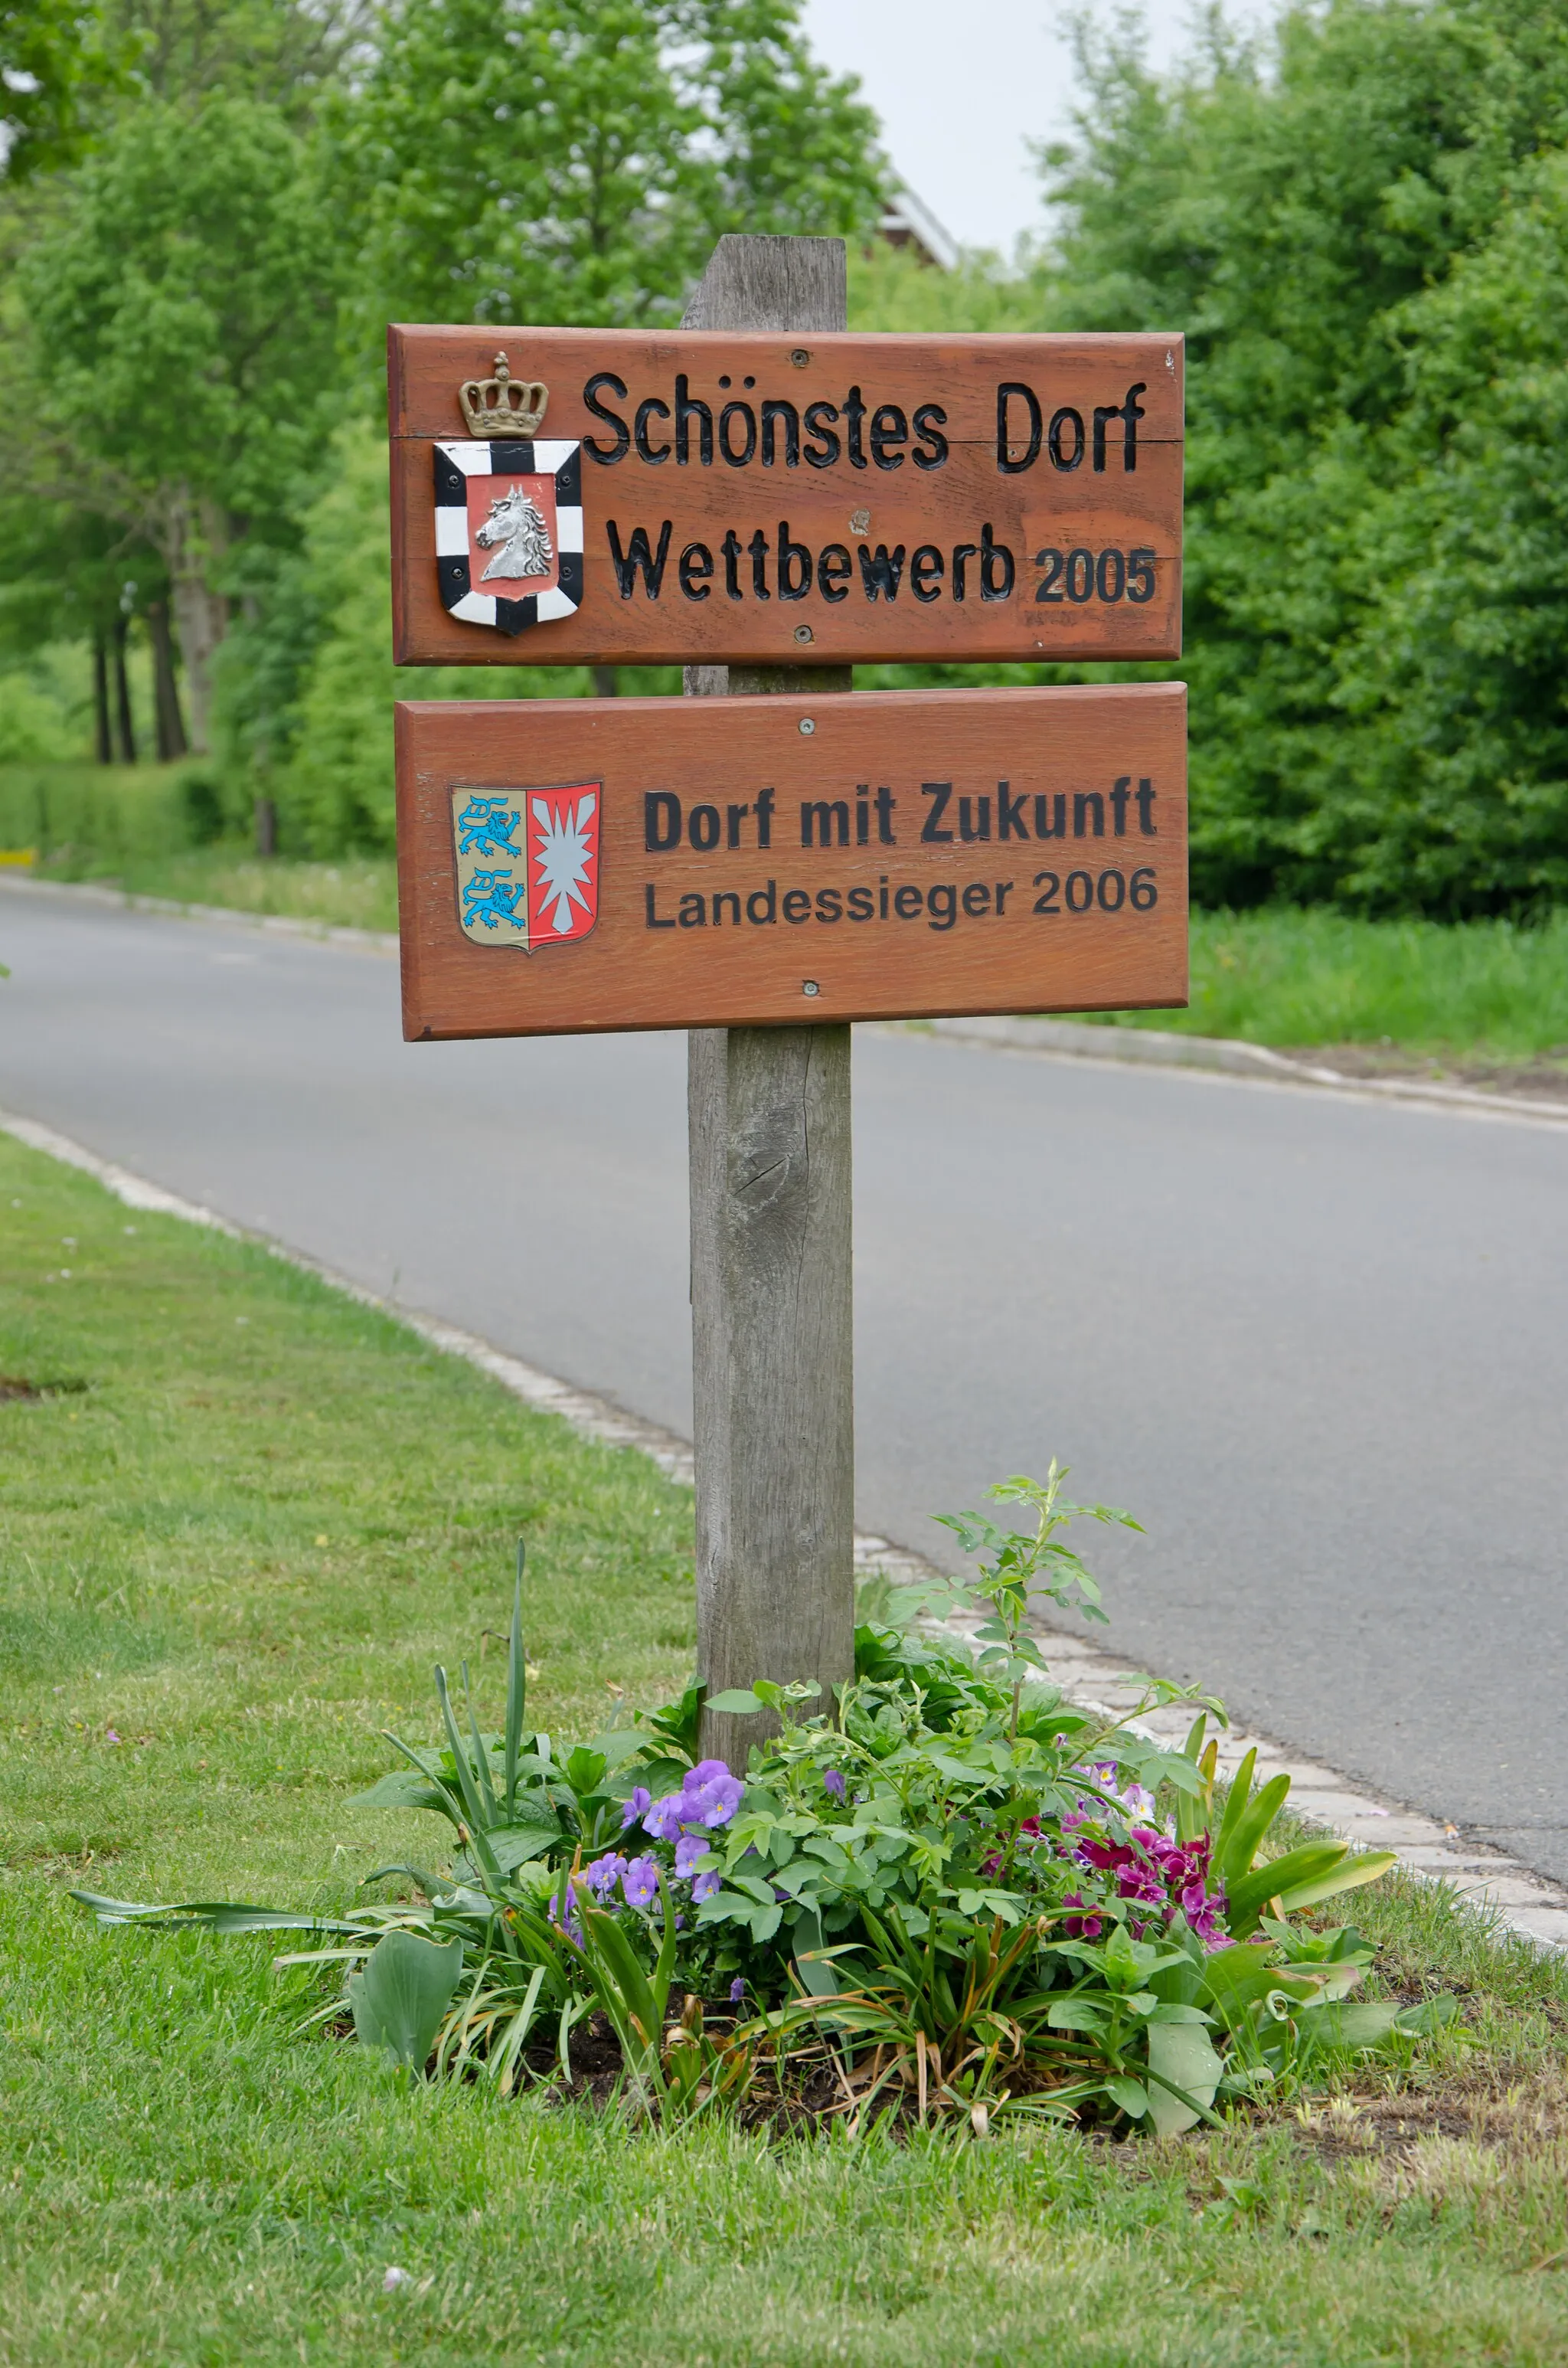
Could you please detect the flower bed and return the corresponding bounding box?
[77,1473,1446,2134]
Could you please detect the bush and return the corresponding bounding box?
[0,760,230,873]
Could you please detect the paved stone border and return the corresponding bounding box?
[908,1014,1568,1126]
[5,1096,1565,1953]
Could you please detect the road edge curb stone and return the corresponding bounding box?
[4,1097,1564,1954]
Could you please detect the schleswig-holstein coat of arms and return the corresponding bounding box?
[434,354,583,638]
[450,784,600,951]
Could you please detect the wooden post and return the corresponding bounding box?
[683,236,855,1765]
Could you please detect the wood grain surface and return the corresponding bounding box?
[389,324,1183,666]
[395,682,1188,1038]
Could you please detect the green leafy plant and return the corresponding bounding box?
[75,1483,1431,2131]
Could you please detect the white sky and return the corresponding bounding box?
[799,0,1272,256]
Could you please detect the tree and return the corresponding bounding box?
[1,0,125,178]
[1039,0,1568,913]
[335,0,887,339]
[16,94,345,748]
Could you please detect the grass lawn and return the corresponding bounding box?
[4,1135,1568,2366]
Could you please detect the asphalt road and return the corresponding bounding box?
[3,884,1566,1879]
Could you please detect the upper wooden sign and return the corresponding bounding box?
[388,327,1184,669]
[395,682,1187,1039]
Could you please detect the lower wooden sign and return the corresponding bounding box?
[394,683,1187,1039]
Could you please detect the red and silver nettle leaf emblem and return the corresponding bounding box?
[452,786,600,952]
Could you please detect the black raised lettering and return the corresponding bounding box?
[645,882,675,928]
[927,884,956,931]
[848,885,874,920]
[803,401,840,468]
[962,881,991,916]
[910,545,943,602]
[761,398,800,467]
[1034,793,1066,839]
[997,381,1042,473]
[856,790,870,846]
[952,541,977,600]
[894,884,923,918]
[1109,777,1131,836]
[818,543,851,602]
[713,890,741,926]
[782,888,811,924]
[634,396,671,463]
[998,780,1028,839]
[675,374,713,466]
[748,527,771,599]
[678,893,707,927]
[815,888,843,922]
[606,519,673,599]
[995,881,1014,913]
[778,522,812,600]
[980,524,1014,601]
[688,803,720,852]
[725,803,750,848]
[678,541,713,600]
[875,787,897,844]
[912,402,948,469]
[746,880,777,924]
[1136,778,1157,835]
[720,528,743,600]
[1047,407,1083,470]
[583,371,629,463]
[844,384,867,469]
[1073,792,1105,838]
[920,783,954,843]
[958,795,991,842]
[719,401,756,467]
[755,785,775,849]
[858,543,905,600]
[870,403,907,469]
[1093,385,1145,473]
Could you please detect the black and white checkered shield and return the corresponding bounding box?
[433,439,584,636]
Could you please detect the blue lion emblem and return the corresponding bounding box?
[462,868,526,931]
[456,796,521,859]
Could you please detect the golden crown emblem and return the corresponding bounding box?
[459,352,548,439]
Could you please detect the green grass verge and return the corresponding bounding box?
[1075,906,1568,1065]
[3,1134,1567,2363]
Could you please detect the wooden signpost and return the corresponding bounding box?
[389,236,1186,1760]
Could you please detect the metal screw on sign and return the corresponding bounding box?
[799,718,815,734]
[802,981,821,997]
[794,624,814,644]
[790,348,811,367]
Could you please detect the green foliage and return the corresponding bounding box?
[79,1510,1415,2136]
[0,0,127,178]
[0,757,221,866]
[347,1928,464,2071]
[337,0,887,345]
[1040,0,1568,913]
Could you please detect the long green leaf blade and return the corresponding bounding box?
[505,1544,526,1820]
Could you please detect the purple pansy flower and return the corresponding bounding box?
[691,1868,722,1904]
[822,1768,847,1801]
[674,1831,710,1879]
[621,1854,661,1909]
[620,1785,652,1831]
[583,1852,628,1899]
[730,1977,746,2003]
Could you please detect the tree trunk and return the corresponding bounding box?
[681,236,857,1768]
[93,630,113,766]
[591,666,619,698]
[162,486,229,754]
[111,611,137,764]
[148,600,188,760]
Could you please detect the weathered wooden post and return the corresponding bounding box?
[680,237,855,1761]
